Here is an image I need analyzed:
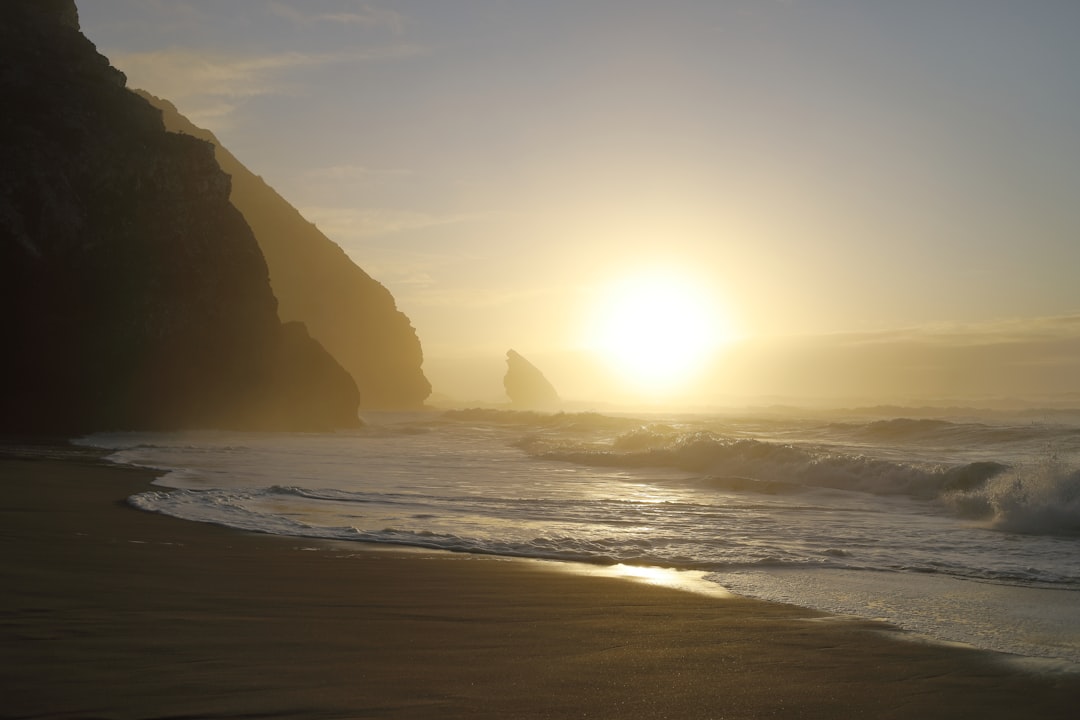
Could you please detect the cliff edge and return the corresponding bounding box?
[0,0,360,432]
[138,92,431,410]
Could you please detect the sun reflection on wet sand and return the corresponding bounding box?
[554,562,735,598]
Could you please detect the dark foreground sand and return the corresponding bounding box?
[2,445,1079,719]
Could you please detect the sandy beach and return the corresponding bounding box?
[2,444,1079,719]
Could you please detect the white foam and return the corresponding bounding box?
[92,411,1080,664]
[711,567,1080,667]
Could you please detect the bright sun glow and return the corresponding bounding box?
[587,268,736,394]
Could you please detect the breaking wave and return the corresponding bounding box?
[830,417,1080,448]
[520,428,1008,500]
[943,455,1080,535]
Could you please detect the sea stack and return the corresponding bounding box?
[504,350,561,410]
[0,0,360,432]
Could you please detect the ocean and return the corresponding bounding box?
[76,408,1080,668]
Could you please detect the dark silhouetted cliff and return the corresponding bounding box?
[0,0,360,432]
[504,350,560,409]
[136,93,431,410]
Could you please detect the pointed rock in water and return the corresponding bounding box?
[0,2,359,432]
[504,350,561,409]
[137,92,431,410]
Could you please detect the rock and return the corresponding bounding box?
[137,92,431,410]
[247,323,363,431]
[504,350,560,409]
[0,1,360,432]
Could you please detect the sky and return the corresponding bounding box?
[77,0,1080,407]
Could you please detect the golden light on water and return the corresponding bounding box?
[585,267,738,396]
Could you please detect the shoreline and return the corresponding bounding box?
[3,443,1080,718]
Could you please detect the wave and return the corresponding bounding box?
[696,475,808,495]
[125,488,855,572]
[828,417,1080,448]
[520,428,1009,500]
[442,408,643,434]
[127,484,1080,588]
[529,424,1080,537]
[836,418,958,439]
[265,485,377,504]
[74,432,256,453]
[943,455,1080,535]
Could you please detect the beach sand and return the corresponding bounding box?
[2,444,1079,719]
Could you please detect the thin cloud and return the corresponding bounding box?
[81,0,212,39]
[294,205,492,292]
[406,285,566,310]
[109,45,420,128]
[300,164,415,184]
[268,1,406,33]
[300,205,491,238]
[721,314,1080,404]
[785,314,1080,349]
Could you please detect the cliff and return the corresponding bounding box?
[0,0,360,432]
[504,350,561,410]
[136,93,432,410]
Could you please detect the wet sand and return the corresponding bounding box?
[2,445,1079,719]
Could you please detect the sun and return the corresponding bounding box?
[586,269,735,394]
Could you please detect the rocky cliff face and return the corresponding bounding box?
[138,93,432,410]
[504,350,561,410]
[0,0,360,432]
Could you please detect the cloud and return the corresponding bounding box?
[299,205,490,239]
[300,164,415,184]
[407,285,567,310]
[268,1,406,33]
[293,205,493,290]
[109,45,420,128]
[718,313,1080,404]
[82,0,213,38]
[813,314,1080,348]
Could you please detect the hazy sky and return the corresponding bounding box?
[78,1,1080,406]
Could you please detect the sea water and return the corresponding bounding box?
[76,408,1080,666]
